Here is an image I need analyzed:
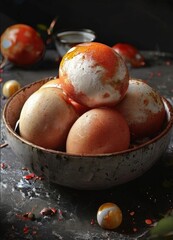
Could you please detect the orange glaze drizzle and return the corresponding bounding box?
[60,42,119,81]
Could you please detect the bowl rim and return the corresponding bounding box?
[3,78,173,158]
[55,28,96,44]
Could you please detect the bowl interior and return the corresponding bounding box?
[4,77,173,154]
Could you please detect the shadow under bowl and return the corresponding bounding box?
[2,77,173,190]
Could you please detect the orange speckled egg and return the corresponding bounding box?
[0,24,45,66]
[66,108,130,154]
[19,87,78,150]
[115,79,166,139]
[97,202,123,230]
[58,42,129,108]
[112,43,145,68]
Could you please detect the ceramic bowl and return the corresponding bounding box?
[54,29,96,57]
[2,78,173,190]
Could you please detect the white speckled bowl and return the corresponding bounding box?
[2,78,173,190]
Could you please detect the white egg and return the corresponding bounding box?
[116,79,166,139]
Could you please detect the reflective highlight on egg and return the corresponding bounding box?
[40,78,62,90]
[97,202,123,229]
[2,80,21,98]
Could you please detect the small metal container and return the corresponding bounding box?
[54,29,96,57]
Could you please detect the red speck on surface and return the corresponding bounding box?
[90,218,95,225]
[23,173,36,180]
[129,211,135,216]
[157,72,161,77]
[0,69,3,73]
[0,162,7,169]
[51,208,57,214]
[23,226,29,234]
[40,207,57,216]
[23,172,44,181]
[133,227,138,232]
[145,219,153,225]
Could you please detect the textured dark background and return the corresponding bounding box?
[1,0,173,52]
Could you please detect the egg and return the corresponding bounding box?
[40,78,61,89]
[40,78,89,116]
[2,80,21,98]
[112,43,145,68]
[58,42,129,108]
[0,24,45,66]
[115,79,166,140]
[19,87,78,150]
[97,202,123,230]
[66,108,130,154]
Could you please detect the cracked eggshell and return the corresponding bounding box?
[19,87,78,150]
[58,42,129,108]
[115,79,166,139]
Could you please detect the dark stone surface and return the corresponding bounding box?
[0,50,173,239]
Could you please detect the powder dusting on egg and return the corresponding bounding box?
[59,42,129,107]
[126,80,164,124]
[116,79,166,139]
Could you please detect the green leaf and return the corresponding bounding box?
[150,216,173,237]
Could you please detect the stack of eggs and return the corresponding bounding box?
[19,42,166,154]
